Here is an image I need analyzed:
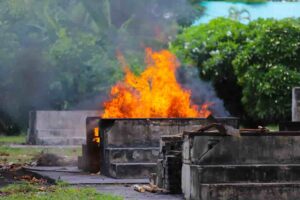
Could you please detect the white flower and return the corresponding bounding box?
[184,42,190,49]
[210,50,220,56]
[192,47,200,53]
[226,31,232,37]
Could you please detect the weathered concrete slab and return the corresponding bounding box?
[292,87,300,121]
[183,134,300,165]
[182,132,300,200]
[24,166,184,200]
[109,162,157,179]
[24,166,82,173]
[99,118,239,178]
[196,182,300,200]
[27,110,99,145]
[105,147,160,163]
[157,135,183,193]
[195,164,300,183]
[100,118,239,148]
[24,166,148,184]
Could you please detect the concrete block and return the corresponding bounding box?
[292,87,300,121]
[157,135,183,194]
[27,110,99,145]
[164,155,182,193]
[182,132,300,200]
[109,162,157,179]
[197,182,300,200]
[182,164,191,200]
[100,118,239,148]
[99,118,238,178]
[196,164,300,183]
[184,135,300,165]
[105,147,159,163]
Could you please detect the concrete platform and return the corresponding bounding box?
[24,166,184,200]
[24,166,149,184]
[196,182,300,200]
[182,131,300,200]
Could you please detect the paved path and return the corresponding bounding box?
[93,185,184,200]
[25,166,184,200]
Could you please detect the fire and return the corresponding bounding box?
[102,48,211,118]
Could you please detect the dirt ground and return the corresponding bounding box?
[0,165,49,188]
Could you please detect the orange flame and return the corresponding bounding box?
[102,48,211,118]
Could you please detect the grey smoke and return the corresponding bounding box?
[0,0,203,131]
[177,66,229,117]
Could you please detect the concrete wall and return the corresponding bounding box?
[182,132,300,200]
[100,118,239,148]
[292,87,300,121]
[98,118,239,178]
[27,110,99,145]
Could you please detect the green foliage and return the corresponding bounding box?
[233,19,300,121]
[0,135,26,144]
[206,0,267,3]
[170,18,246,117]
[0,144,80,164]
[171,18,246,81]
[171,18,300,123]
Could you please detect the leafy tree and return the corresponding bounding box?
[171,17,300,123]
[170,18,247,117]
[233,19,300,122]
[206,0,267,3]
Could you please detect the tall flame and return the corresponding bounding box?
[102,48,211,118]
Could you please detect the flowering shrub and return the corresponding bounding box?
[171,18,300,123]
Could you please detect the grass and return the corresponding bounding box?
[0,134,80,164]
[0,135,26,144]
[240,124,279,131]
[0,135,122,199]
[0,182,123,200]
[0,145,81,164]
[265,124,279,131]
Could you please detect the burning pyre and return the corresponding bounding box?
[102,48,211,118]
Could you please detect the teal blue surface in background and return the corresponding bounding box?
[195,1,300,24]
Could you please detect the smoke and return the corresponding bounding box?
[177,66,229,117]
[71,0,202,109]
[102,0,201,52]
[0,0,203,132]
[0,47,54,130]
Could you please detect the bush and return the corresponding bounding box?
[170,18,247,118]
[233,18,300,122]
[171,17,300,123]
